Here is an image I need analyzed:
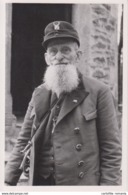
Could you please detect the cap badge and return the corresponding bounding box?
[53,21,60,30]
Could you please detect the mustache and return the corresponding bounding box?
[52,59,69,65]
[55,63,68,65]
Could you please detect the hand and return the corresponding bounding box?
[4,182,11,186]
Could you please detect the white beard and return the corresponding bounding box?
[43,64,80,97]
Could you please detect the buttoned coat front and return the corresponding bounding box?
[5,75,121,186]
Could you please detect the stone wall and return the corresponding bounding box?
[72,4,118,101]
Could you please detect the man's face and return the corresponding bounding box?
[44,39,81,66]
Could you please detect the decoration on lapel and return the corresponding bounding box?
[53,21,60,30]
[73,99,78,103]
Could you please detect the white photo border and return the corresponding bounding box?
[0,0,128,193]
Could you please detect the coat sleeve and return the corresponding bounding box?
[5,91,35,185]
[97,85,122,185]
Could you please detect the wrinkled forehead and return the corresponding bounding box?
[46,38,78,49]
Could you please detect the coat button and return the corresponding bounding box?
[76,144,82,151]
[74,127,80,134]
[78,172,84,179]
[49,167,54,172]
[51,155,54,160]
[56,105,60,109]
[78,160,84,167]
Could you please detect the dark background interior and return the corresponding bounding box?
[11,3,72,116]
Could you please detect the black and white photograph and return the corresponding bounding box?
[0,0,128,193]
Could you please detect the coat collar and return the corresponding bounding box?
[34,76,89,123]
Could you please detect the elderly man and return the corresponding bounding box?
[5,21,121,186]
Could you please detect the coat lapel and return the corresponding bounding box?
[34,80,89,128]
[56,82,89,125]
[34,85,51,122]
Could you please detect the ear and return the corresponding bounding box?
[77,50,82,59]
[44,53,50,66]
[76,50,82,63]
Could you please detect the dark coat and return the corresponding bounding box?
[5,75,121,185]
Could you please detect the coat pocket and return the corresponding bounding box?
[83,110,97,121]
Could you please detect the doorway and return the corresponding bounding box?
[11,3,72,116]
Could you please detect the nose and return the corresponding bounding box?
[55,51,64,60]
